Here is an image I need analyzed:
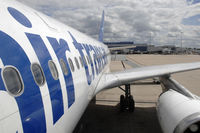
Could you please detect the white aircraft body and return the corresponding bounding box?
[1,0,200,133]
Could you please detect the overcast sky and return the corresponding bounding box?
[17,0,200,48]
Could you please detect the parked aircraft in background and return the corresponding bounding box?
[1,0,200,133]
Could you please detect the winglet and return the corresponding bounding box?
[98,10,105,42]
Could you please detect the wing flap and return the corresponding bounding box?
[95,62,200,94]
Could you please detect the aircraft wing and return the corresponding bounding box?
[95,62,200,94]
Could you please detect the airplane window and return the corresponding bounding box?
[93,55,96,63]
[2,66,24,96]
[86,56,90,64]
[31,63,45,86]
[83,55,87,66]
[68,58,75,72]
[88,55,92,64]
[74,57,80,69]
[79,56,83,67]
[60,58,68,75]
[48,60,59,80]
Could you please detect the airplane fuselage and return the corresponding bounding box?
[0,1,110,133]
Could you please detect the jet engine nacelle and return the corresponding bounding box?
[157,89,200,133]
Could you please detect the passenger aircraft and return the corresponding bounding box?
[1,0,200,133]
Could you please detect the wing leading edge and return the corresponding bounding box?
[94,62,200,95]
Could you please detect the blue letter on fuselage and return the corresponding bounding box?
[0,31,46,133]
[47,37,75,108]
[68,32,92,85]
[26,33,64,124]
[89,45,99,75]
[82,44,95,80]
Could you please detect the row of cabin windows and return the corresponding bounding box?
[68,55,94,72]
[2,54,107,97]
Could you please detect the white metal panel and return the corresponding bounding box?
[0,91,23,133]
[95,62,200,94]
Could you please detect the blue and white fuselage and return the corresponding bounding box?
[0,0,110,133]
[2,1,200,133]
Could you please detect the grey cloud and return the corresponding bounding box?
[170,26,182,32]
[16,0,200,47]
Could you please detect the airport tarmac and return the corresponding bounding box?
[74,55,200,133]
